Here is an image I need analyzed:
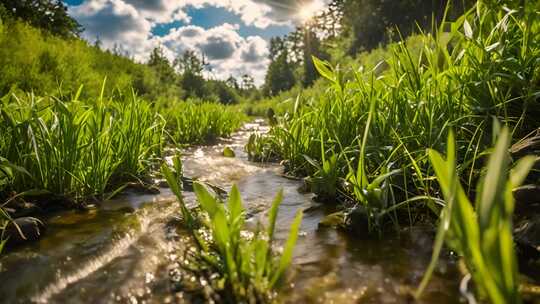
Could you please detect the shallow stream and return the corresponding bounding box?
[0,120,461,303]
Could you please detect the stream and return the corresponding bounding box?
[0,120,461,303]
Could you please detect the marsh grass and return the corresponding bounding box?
[161,155,303,303]
[416,127,535,303]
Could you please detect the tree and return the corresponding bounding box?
[174,50,208,99]
[341,0,469,54]
[148,46,176,85]
[226,75,239,90]
[241,74,255,91]
[264,49,295,96]
[0,0,82,37]
[209,80,239,104]
[302,26,328,87]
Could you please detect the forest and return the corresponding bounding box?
[0,0,539,303]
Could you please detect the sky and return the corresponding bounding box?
[63,0,328,85]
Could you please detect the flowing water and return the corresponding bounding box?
[0,120,461,303]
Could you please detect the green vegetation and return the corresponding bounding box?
[161,101,246,145]
[0,0,539,302]
[0,89,248,203]
[0,87,163,201]
[249,1,540,234]
[161,156,303,302]
[0,4,258,105]
[416,128,535,303]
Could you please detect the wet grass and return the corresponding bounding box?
[0,87,164,202]
[161,155,303,302]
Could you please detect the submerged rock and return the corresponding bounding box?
[319,211,345,228]
[5,217,45,245]
[222,146,235,157]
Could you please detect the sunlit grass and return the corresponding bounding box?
[416,127,535,303]
[162,101,246,145]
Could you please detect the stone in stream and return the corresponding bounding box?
[319,211,345,228]
[4,217,45,246]
[222,146,235,157]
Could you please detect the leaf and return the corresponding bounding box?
[267,189,283,242]
[161,163,182,199]
[228,184,244,225]
[312,56,335,83]
[477,128,510,230]
[509,156,536,188]
[194,182,219,218]
[271,209,303,287]
[212,209,230,251]
[464,19,473,39]
[303,154,321,171]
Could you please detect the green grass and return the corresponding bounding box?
[161,155,303,302]
[161,100,246,145]
[416,127,535,304]
[0,87,164,201]
[0,87,246,206]
[246,1,540,233]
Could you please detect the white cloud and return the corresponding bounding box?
[69,0,156,60]
[159,23,269,85]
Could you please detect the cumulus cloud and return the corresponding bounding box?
[241,36,268,62]
[69,0,155,60]
[67,0,327,85]
[158,23,269,85]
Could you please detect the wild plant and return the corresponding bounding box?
[161,156,303,302]
[303,134,341,201]
[416,127,535,304]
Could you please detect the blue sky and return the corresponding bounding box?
[62,0,327,84]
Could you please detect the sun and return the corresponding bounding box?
[297,1,324,22]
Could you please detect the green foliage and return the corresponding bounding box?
[161,158,303,302]
[162,101,246,145]
[342,0,469,54]
[0,0,82,37]
[0,88,163,201]
[0,17,180,101]
[416,127,535,304]
[264,50,296,96]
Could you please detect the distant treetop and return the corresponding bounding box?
[0,0,82,37]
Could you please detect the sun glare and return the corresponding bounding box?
[297,0,324,22]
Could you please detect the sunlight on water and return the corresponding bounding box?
[30,207,169,303]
